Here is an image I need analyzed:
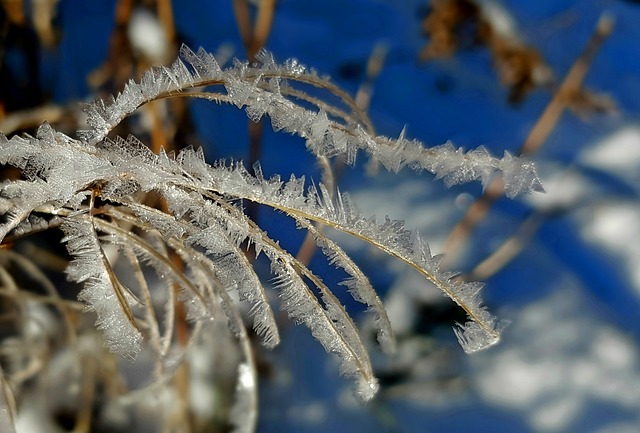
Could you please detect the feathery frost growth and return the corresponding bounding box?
[0,45,540,428]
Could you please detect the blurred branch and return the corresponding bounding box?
[463,213,544,282]
[0,104,67,135]
[233,0,276,61]
[233,0,278,230]
[442,14,614,270]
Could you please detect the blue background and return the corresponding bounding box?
[4,1,640,432]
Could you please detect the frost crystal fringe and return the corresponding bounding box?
[193,162,502,353]
[0,45,540,405]
[0,125,505,360]
[61,217,143,357]
[77,45,542,197]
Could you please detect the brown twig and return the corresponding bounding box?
[87,0,134,90]
[73,352,97,433]
[157,0,176,46]
[463,213,543,282]
[441,14,614,270]
[249,0,277,60]
[0,104,68,135]
[232,0,278,232]
[232,0,253,55]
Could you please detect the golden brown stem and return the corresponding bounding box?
[442,14,614,269]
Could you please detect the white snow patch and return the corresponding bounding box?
[472,285,640,432]
[581,127,640,177]
[128,9,168,63]
[526,166,591,211]
[286,401,327,425]
[478,0,518,39]
[385,272,443,334]
[347,178,454,253]
[579,201,640,295]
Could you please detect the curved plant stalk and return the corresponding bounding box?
[295,217,395,354]
[183,246,259,433]
[76,45,539,198]
[93,218,209,331]
[0,44,543,416]
[119,244,165,360]
[296,42,387,267]
[111,203,281,349]
[141,188,380,398]
[295,155,334,266]
[181,166,501,352]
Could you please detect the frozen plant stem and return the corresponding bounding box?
[0,45,541,430]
